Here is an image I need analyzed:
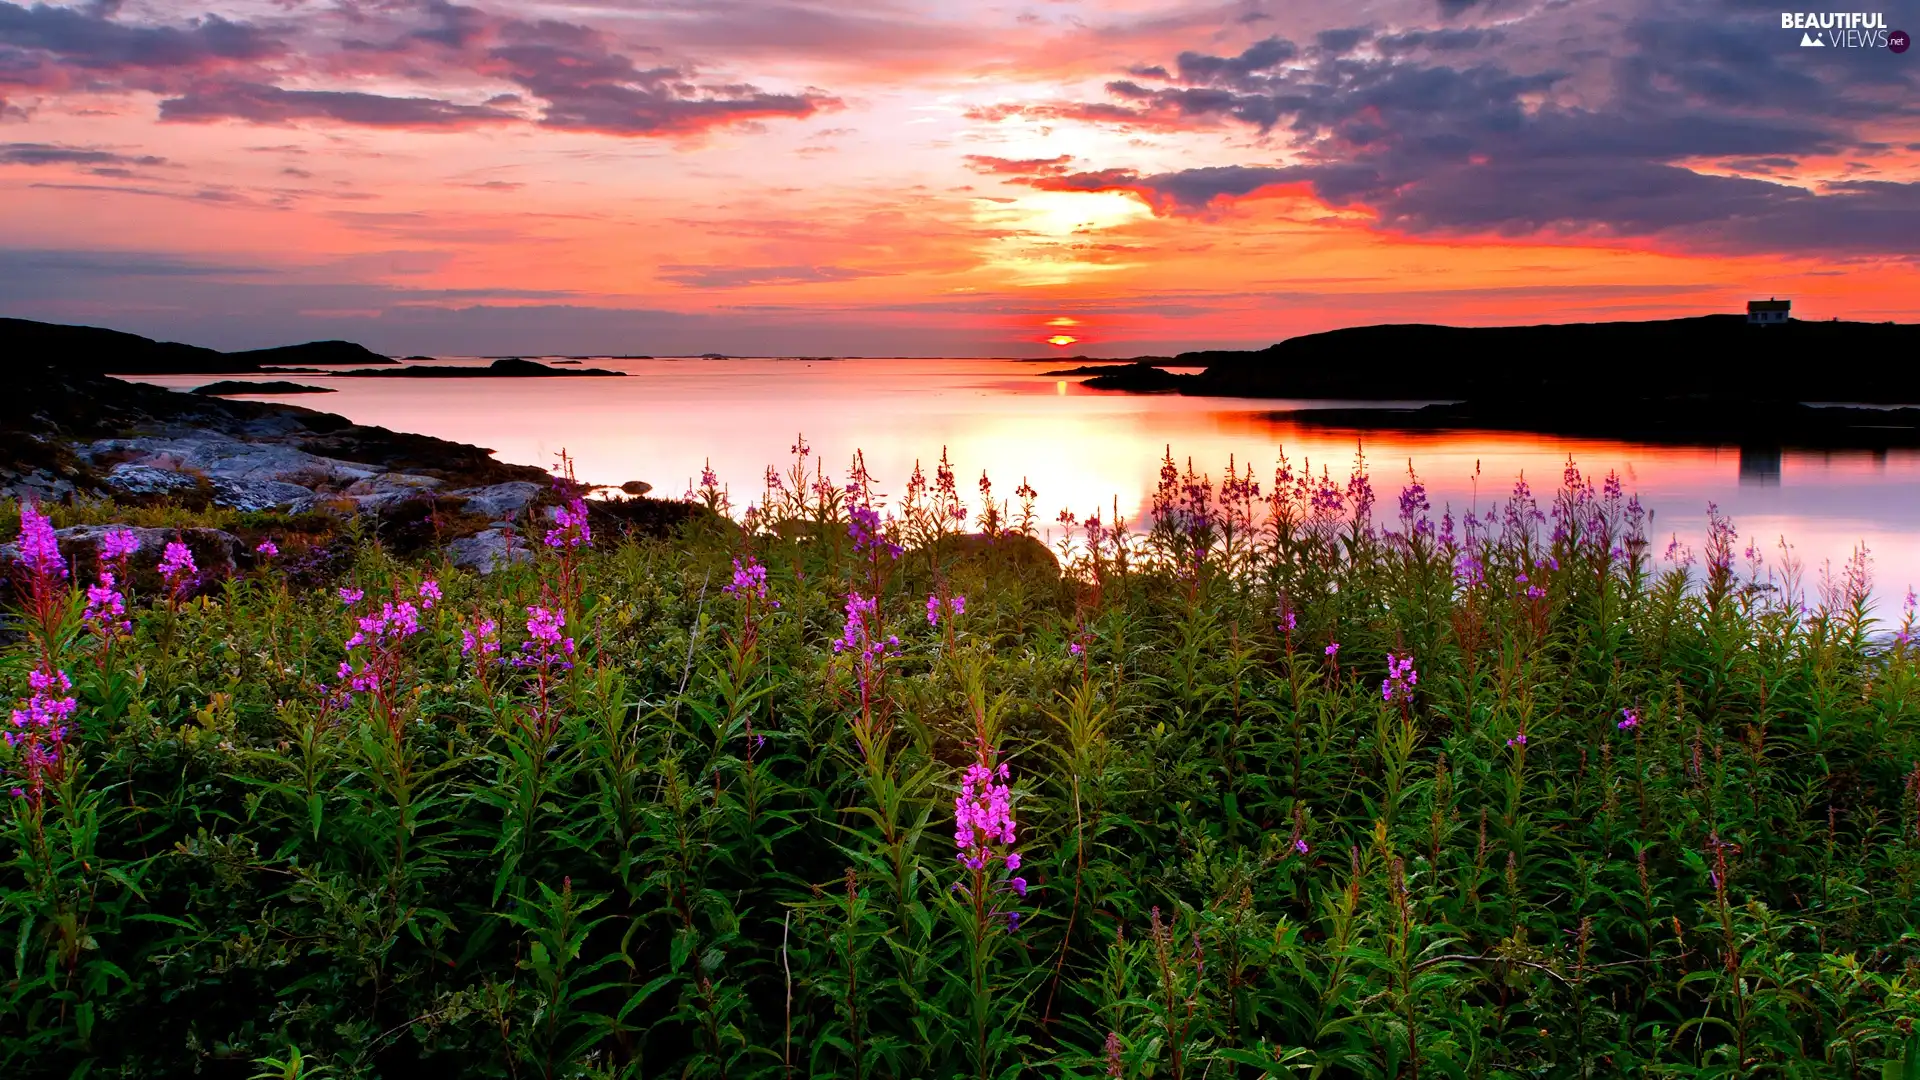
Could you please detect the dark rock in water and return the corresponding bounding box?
[550,359,583,365]
[332,357,625,378]
[620,480,653,496]
[1080,362,1192,392]
[192,380,338,396]
[401,355,435,362]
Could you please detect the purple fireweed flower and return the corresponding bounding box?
[1507,732,1528,747]
[337,587,363,606]
[99,528,140,565]
[1011,877,1028,897]
[1295,837,1310,855]
[926,593,965,626]
[344,600,424,650]
[7,666,76,801]
[1454,550,1485,588]
[159,541,197,595]
[846,504,902,560]
[462,618,500,658]
[723,558,776,606]
[83,572,129,637]
[515,605,576,670]
[544,497,592,550]
[15,502,65,581]
[1618,707,1641,730]
[1282,611,1297,633]
[954,758,1017,871]
[255,539,279,558]
[1325,642,1341,659]
[1069,641,1083,656]
[417,579,441,609]
[1382,652,1419,703]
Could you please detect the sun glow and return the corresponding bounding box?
[1048,334,1078,347]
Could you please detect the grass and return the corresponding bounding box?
[2,443,1918,1079]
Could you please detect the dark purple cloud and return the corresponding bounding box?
[486,19,838,136]
[160,82,517,128]
[0,142,165,166]
[0,2,279,72]
[0,1,836,138]
[981,1,1920,257]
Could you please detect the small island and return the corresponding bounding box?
[191,380,338,397]
[333,357,625,378]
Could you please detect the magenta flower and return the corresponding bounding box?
[462,618,500,658]
[255,539,279,558]
[515,605,576,670]
[724,558,775,605]
[926,593,965,626]
[6,666,76,802]
[159,541,197,596]
[417,578,441,609]
[1325,642,1341,659]
[954,759,1017,871]
[1294,837,1310,855]
[16,502,65,581]
[544,496,592,550]
[1382,652,1419,703]
[337,587,364,606]
[1507,732,1528,748]
[1617,707,1641,730]
[99,529,139,564]
[83,573,129,637]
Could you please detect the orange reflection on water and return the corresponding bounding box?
[133,357,1920,601]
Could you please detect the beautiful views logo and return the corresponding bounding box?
[1780,11,1902,48]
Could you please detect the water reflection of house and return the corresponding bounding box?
[1747,298,1791,325]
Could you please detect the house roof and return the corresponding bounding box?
[1748,299,1791,311]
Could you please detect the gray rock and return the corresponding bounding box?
[620,480,653,496]
[451,481,543,521]
[106,462,199,495]
[445,527,533,574]
[210,476,314,512]
[1,468,78,503]
[344,473,444,511]
[87,436,380,489]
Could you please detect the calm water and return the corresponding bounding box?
[135,357,1920,609]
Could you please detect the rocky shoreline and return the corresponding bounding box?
[2,357,695,577]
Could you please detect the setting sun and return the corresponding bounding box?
[1047,334,1078,347]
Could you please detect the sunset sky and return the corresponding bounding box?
[2,0,1917,356]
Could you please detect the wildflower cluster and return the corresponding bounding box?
[7,665,75,802]
[1381,652,1419,703]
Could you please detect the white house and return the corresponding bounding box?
[1747,298,1791,325]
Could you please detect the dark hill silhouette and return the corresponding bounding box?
[0,317,395,374]
[224,340,397,368]
[1173,315,1920,403]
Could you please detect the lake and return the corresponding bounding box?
[134,357,1920,613]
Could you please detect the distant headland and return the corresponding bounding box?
[1064,313,1920,446]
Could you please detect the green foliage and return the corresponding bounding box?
[3,449,1919,1078]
